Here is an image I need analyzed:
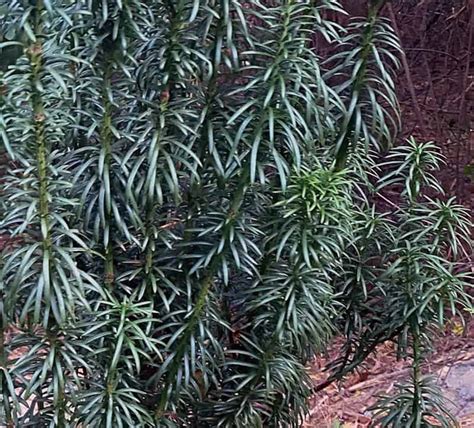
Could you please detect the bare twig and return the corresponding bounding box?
[386,3,427,133]
[458,0,474,128]
[347,368,411,393]
[404,48,461,62]
[419,0,442,137]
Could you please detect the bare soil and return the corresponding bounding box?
[305,320,474,427]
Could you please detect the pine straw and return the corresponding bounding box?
[304,319,474,427]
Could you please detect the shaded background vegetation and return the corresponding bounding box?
[342,0,473,206]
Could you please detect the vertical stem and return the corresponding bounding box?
[0,95,13,425]
[411,329,422,427]
[30,5,46,417]
[0,318,14,427]
[155,170,250,420]
[186,0,231,201]
[28,2,51,258]
[26,0,66,422]
[334,0,387,170]
[141,129,163,297]
[142,2,183,294]
[100,64,115,289]
[99,69,118,419]
[155,1,298,419]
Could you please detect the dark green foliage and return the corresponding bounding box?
[0,1,471,427]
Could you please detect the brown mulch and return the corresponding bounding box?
[304,319,474,427]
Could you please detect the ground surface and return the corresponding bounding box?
[305,320,474,427]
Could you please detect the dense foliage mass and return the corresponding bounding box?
[0,1,471,427]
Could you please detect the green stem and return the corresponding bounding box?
[186,0,227,200]
[28,6,51,257]
[0,320,5,369]
[334,0,387,170]
[26,0,63,422]
[411,328,422,427]
[149,26,248,405]
[155,170,250,420]
[142,2,185,293]
[0,319,14,426]
[155,1,297,419]
[154,3,235,374]
[100,64,115,289]
[154,267,214,417]
[0,91,12,427]
[98,60,119,423]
